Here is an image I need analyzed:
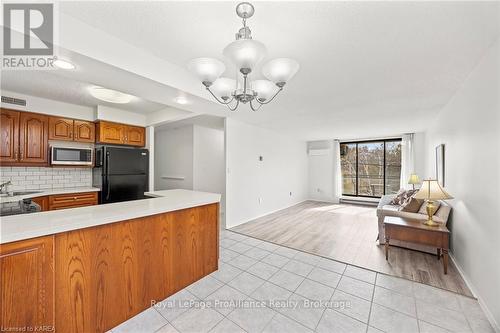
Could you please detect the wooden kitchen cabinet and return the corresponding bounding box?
[19,112,49,165]
[126,125,146,147]
[49,116,95,143]
[48,191,98,210]
[74,120,95,143]
[48,116,73,141]
[96,121,145,147]
[0,108,20,163]
[32,196,49,211]
[1,108,50,166]
[0,235,55,331]
[96,121,127,145]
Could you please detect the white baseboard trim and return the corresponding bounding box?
[307,198,339,204]
[227,199,308,229]
[449,253,500,333]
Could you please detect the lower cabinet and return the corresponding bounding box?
[48,192,98,210]
[0,235,55,331]
[0,204,218,333]
[30,192,98,211]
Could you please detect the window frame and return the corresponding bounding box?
[340,138,402,198]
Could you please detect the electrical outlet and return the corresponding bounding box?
[289,192,292,196]
[258,197,263,204]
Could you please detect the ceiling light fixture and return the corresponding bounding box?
[89,86,134,104]
[53,57,76,70]
[187,2,299,111]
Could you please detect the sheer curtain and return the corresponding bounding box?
[333,140,342,203]
[400,133,415,190]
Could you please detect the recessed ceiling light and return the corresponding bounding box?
[89,86,135,104]
[53,58,75,70]
[174,96,190,105]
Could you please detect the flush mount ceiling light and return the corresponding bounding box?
[89,86,135,104]
[187,2,299,111]
[53,57,75,70]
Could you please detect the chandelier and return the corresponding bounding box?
[187,2,300,111]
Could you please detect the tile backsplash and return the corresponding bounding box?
[0,167,92,191]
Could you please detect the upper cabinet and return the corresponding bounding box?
[96,121,145,147]
[0,109,20,163]
[126,125,146,147]
[0,109,49,166]
[74,120,95,143]
[19,112,49,164]
[48,117,95,143]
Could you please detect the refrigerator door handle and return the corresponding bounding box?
[105,151,111,201]
[106,177,111,201]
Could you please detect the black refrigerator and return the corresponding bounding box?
[93,146,149,204]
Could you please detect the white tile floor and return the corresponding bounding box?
[110,230,494,333]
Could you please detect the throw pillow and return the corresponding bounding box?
[418,200,442,215]
[400,197,425,213]
[390,189,407,205]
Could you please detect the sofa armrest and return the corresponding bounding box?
[378,194,396,209]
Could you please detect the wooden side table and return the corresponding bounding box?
[384,216,450,274]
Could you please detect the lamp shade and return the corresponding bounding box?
[210,77,237,99]
[223,39,267,71]
[187,58,226,84]
[251,80,278,102]
[262,58,300,84]
[414,179,453,200]
[407,174,420,185]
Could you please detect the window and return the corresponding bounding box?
[340,139,401,198]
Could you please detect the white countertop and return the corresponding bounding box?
[0,187,101,203]
[0,189,221,244]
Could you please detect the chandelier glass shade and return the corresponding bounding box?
[187,2,299,111]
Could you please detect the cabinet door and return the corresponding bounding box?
[19,112,49,165]
[0,236,54,331]
[48,192,98,210]
[74,120,95,143]
[48,117,73,141]
[126,125,145,147]
[97,121,126,145]
[31,196,49,211]
[0,109,20,163]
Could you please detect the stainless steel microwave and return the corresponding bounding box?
[50,146,93,166]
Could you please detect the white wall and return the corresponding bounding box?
[154,125,194,190]
[307,140,336,202]
[424,39,499,330]
[225,118,308,228]
[96,105,147,126]
[193,125,225,194]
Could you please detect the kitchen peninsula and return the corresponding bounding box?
[0,189,220,333]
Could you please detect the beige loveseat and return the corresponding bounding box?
[376,194,452,254]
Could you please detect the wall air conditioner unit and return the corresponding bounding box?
[308,149,330,156]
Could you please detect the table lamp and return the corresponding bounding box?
[414,179,453,227]
[407,174,420,190]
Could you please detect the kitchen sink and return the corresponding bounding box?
[12,191,42,196]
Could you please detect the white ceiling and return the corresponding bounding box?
[7,2,500,140]
[1,70,167,113]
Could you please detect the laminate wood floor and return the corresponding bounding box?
[231,200,473,297]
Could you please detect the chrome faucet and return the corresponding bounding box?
[0,181,12,193]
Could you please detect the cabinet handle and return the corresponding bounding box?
[14,151,18,161]
[73,197,77,200]
[20,151,24,160]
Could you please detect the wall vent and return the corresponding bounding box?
[1,96,27,106]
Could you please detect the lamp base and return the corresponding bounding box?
[423,200,439,227]
[423,219,440,227]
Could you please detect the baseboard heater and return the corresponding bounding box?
[340,197,379,207]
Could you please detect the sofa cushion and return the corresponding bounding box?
[390,189,407,205]
[400,197,424,213]
[418,200,442,215]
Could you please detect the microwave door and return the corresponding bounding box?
[52,147,92,165]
